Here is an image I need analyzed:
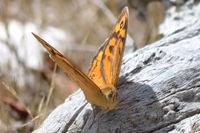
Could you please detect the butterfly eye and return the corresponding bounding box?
[108,92,113,98]
[120,21,124,29]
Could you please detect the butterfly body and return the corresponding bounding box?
[32,7,129,112]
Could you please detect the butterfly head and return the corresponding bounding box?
[101,84,118,110]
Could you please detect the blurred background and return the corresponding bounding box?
[0,0,200,132]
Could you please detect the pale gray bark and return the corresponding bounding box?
[33,19,200,133]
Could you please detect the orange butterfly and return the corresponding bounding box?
[32,7,129,112]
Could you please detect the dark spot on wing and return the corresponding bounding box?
[109,45,114,54]
[100,47,107,83]
[118,47,121,54]
[123,19,128,30]
[121,37,125,43]
[50,49,63,58]
[120,21,124,29]
[112,32,118,38]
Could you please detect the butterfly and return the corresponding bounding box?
[32,7,129,112]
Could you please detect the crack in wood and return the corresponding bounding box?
[145,109,200,132]
[62,102,88,133]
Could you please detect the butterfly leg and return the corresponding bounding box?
[91,106,103,133]
[115,104,128,110]
[115,97,140,111]
[96,111,105,133]
[92,105,97,119]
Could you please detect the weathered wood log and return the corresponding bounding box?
[33,20,200,133]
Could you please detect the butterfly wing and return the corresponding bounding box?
[88,7,129,91]
[32,7,129,111]
[32,33,108,108]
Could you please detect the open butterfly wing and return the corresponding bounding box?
[32,33,107,107]
[88,7,129,89]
